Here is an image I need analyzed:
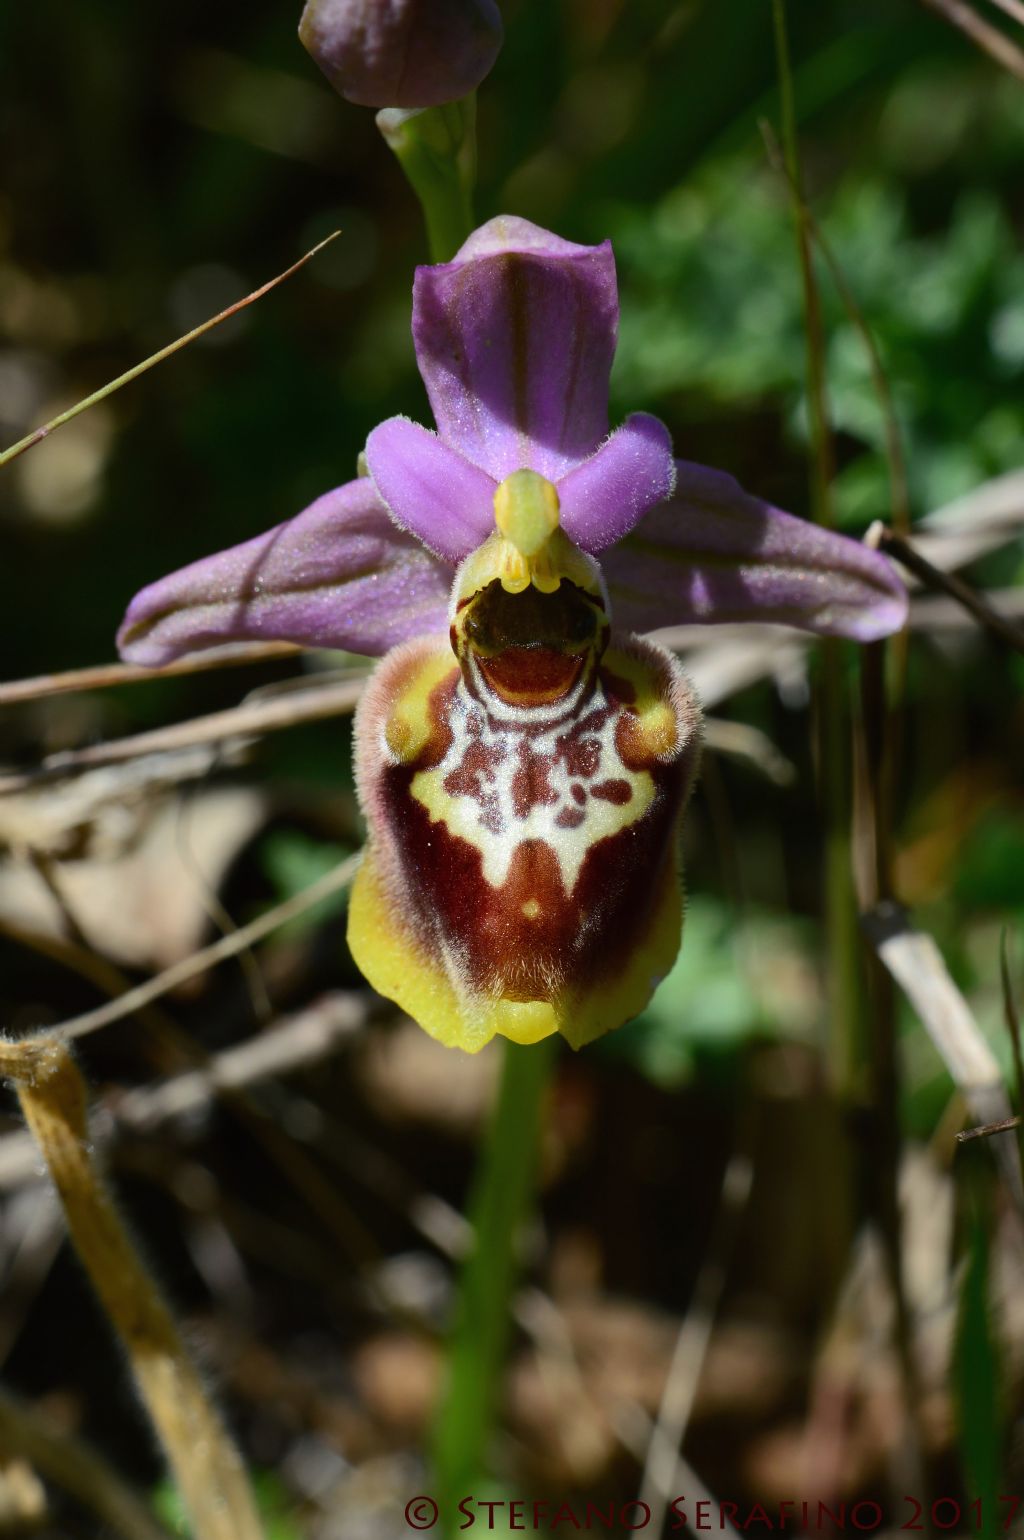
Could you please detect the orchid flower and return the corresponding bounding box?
[117,216,907,1054]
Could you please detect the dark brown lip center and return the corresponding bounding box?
[461,579,603,655]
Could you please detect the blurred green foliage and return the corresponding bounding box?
[599,896,818,1087]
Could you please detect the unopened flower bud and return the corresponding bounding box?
[299,0,503,110]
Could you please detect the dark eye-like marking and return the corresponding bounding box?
[464,580,604,654]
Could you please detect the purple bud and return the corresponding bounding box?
[299,0,503,110]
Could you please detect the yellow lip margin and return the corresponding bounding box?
[347,828,684,1053]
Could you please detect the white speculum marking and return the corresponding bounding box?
[409,679,654,894]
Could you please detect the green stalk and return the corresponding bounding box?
[771,0,864,1098]
[432,1035,557,1532]
[377,96,477,262]
[386,77,541,1530]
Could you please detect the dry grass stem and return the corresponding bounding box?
[957,1115,1022,1143]
[0,1451,46,1528]
[874,527,1024,653]
[0,234,340,468]
[20,851,360,1045]
[920,0,1024,78]
[0,1386,172,1540]
[0,1036,265,1540]
[998,930,1024,1173]
[759,120,910,537]
[0,643,302,707]
[702,719,796,785]
[0,677,367,796]
[863,902,1024,1206]
[0,991,372,1191]
[638,1152,753,1532]
[986,0,1024,26]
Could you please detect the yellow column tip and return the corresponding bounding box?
[493,469,560,556]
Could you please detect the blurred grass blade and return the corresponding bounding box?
[432,1037,556,1533]
[772,0,863,1098]
[0,235,339,469]
[953,1192,1002,1537]
[998,930,1024,1173]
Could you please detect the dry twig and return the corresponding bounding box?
[863,902,1024,1209]
[0,1387,172,1540]
[0,1037,265,1540]
[0,992,369,1192]
[0,678,366,796]
[986,0,1024,25]
[872,526,1024,654]
[0,642,301,707]
[0,236,339,468]
[920,0,1024,79]
[15,851,360,1045]
[638,1151,753,1533]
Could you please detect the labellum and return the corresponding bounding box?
[349,469,702,1052]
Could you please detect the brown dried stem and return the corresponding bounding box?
[0,1037,265,1540]
[0,1387,172,1540]
[0,236,339,469]
[0,643,302,708]
[875,527,1024,654]
[25,851,360,1045]
[0,676,367,795]
[920,0,1024,79]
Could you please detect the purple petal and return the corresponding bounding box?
[601,460,909,641]
[299,0,502,110]
[412,215,619,483]
[365,416,497,562]
[117,479,451,666]
[557,413,676,553]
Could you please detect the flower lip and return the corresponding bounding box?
[477,647,587,707]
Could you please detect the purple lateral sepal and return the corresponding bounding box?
[411,216,619,483]
[116,479,451,665]
[601,460,909,641]
[557,413,676,553]
[364,416,496,563]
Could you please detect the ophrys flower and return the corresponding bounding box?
[118,216,907,1053]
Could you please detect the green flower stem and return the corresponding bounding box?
[771,0,865,1097]
[377,96,477,262]
[432,1035,557,1531]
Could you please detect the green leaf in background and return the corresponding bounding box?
[597,896,818,1086]
[610,137,1024,526]
[261,829,353,941]
[955,811,1024,912]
